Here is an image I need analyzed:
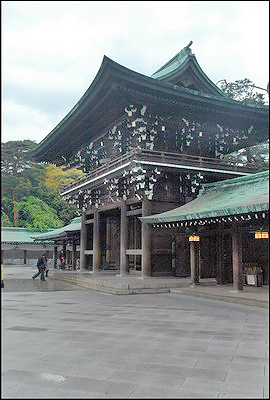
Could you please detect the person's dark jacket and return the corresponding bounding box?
[37,256,46,270]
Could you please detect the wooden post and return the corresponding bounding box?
[63,242,66,266]
[72,240,76,270]
[80,212,87,271]
[53,246,58,269]
[120,201,128,275]
[232,225,243,291]
[171,235,176,276]
[93,209,100,273]
[216,228,225,284]
[23,250,27,265]
[105,216,111,264]
[142,197,152,277]
[190,241,200,285]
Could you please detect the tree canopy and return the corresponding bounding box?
[220,78,267,106]
[1,140,82,229]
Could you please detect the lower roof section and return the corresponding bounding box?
[31,217,81,241]
[1,227,54,245]
[140,170,269,224]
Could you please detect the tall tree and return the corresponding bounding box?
[219,78,268,169]
[220,78,267,106]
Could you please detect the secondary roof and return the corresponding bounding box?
[140,170,269,224]
[31,217,81,241]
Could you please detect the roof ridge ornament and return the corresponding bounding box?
[177,40,193,61]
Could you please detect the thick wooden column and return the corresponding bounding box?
[23,250,27,265]
[232,225,243,291]
[120,201,128,275]
[105,216,111,264]
[142,197,152,277]
[216,228,225,284]
[53,246,58,268]
[72,240,76,270]
[63,242,66,265]
[171,235,176,276]
[190,241,200,285]
[93,209,100,273]
[80,212,87,271]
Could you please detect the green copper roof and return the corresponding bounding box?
[151,41,227,98]
[1,227,53,244]
[140,170,269,224]
[31,217,81,241]
[151,41,194,80]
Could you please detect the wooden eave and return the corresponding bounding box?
[30,56,269,163]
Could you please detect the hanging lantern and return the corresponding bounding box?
[189,235,200,242]
[255,231,269,239]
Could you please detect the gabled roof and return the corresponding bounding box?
[140,170,269,224]
[151,41,227,98]
[29,45,269,164]
[31,217,81,241]
[1,227,53,244]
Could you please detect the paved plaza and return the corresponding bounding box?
[1,266,269,398]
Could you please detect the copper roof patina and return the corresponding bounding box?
[140,170,269,224]
[31,217,81,241]
[1,227,54,244]
[29,43,269,164]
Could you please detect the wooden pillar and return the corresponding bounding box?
[72,240,76,270]
[53,246,58,268]
[120,201,128,275]
[232,225,243,291]
[190,241,200,285]
[216,228,225,284]
[171,235,176,276]
[62,242,66,265]
[142,197,152,277]
[93,209,100,273]
[80,212,87,271]
[23,250,27,265]
[105,216,111,263]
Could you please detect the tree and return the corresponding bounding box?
[223,140,269,170]
[43,164,84,193]
[18,196,64,231]
[1,140,38,175]
[218,78,268,169]
[1,140,82,227]
[219,78,267,106]
[1,211,12,227]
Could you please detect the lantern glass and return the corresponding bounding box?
[189,235,200,242]
[255,231,269,239]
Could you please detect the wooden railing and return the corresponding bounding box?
[61,148,259,194]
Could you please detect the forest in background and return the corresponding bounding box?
[1,140,84,231]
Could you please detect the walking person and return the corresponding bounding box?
[32,253,47,281]
[59,251,65,270]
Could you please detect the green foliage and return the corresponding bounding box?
[1,211,12,227]
[1,140,38,175]
[220,78,266,106]
[43,164,84,193]
[223,140,269,170]
[1,140,81,228]
[18,196,64,231]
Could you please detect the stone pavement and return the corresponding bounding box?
[1,265,269,398]
[49,268,269,308]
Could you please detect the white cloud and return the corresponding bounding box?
[2,100,54,143]
[1,1,269,143]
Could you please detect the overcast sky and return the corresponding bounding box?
[2,1,269,144]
